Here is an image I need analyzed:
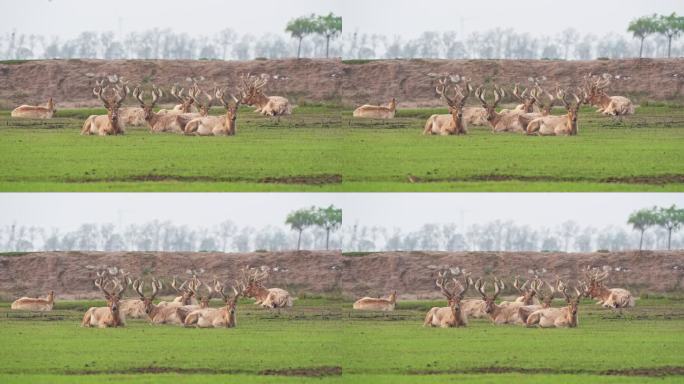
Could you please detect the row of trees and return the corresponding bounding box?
[285,205,342,250]
[628,205,684,251]
[285,13,342,58]
[628,12,684,58]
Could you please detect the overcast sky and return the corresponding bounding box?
[2,0,682,39]
[1,193,681,232]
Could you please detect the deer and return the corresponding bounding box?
[11,290,55,311]
[475,86,535,133]
[517,279,557,323]
[526,88,583,136]
[582,75,635,120]
[525,280,581,328]
[81,273,127,328]
[423,77,473,135]
[184,87,241,136]
[510,276,540,305]
[240,74,291,118]
[581,267,635,311]
[119,278,150,319]
[132,85,195,133]
[183,280,243,328]
[125,277,186,325]
[241,268,293,309]
[81,80,129,136]
[475,277,525,325]
[353,98,397,119]
[424,271,472,328]
[353,291,397,311]
[159,85,197,114]
[509,84,539,113]
[11,98,56,119]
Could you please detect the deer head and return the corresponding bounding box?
[188,84,214,116]
[513,276,536,305]
[530,86,556,116]
[215,87,241,136]
[132,85,163,120]
[170,85,195,113]
[171,276,198,305]
[475,85,503,122]
[94,272,127,313]
[133,277,162,313]
[557,87,583,135]
[241,268,269,298]
[475,277,504,314]
[436,76,472,133]
[512,83,536,112]
[436,270,472,315]
[94,79,129,126]
[531,278,557,308]
[582,267,609,298]
[239,73,268,106]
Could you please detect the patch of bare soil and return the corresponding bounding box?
[259,174,342,185]
[64,173,343,185]
[408,366,684,377]
[260,366,342,377]
[408,174,684,185]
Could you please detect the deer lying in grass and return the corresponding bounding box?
[240,74,291,117]
[11,98,56,119]
[242,268,293,309]
[155,276,200,307]
[155,85,197,114]
[82,274,127,328]
[475,277,524,325]
[353,98,397,119]
[510,276,540,305]
[526,88,582,136]
[476,86,534,133]
[126,277,185,325]
[353,291,397,311]
[11,290,55,311]
[424,271,472,328]
[581,267,635,311]
[508,84,538,113]
[133,85,194,133]
[517,279,556,323]
[423,77,473,135]
[526,280,580,328]
[185,87,241,136]
[81,80,129,136]
[460,299,488,319]
[119,278,150,319]
[582,75,634,119]
[183,280,243,328]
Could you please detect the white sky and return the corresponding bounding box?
[1,193,681,232]
[1,0,681,39]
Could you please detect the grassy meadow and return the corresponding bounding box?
[0,104,683,191]
[1,296,683,383]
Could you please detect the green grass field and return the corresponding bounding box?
[0,104,682,191]
[1,297,683,383]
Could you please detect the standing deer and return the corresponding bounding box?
[526,88,583,136]
[424,271,472,328]
[240,74,291,117]
[81,80,129,136]
[133,85,194,133]
[11,291,55,311]
[184,87,241,136]
[353,98,397,119]
[241,268,293,309]
[475,86,534,133]
[183,280,243,328]
[475,277,524,325]
[11,98,56,119]
[582,75,635,119]
[581,267,635,311]
[526,280,581,328]
[81,274,127,328]
[423,77,473,135]
[353,291,397,311]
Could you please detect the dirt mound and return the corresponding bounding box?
[1,251,682,300]
[1,58,683,109]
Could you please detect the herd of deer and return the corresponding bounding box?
[10,73,291,136]
[353,74,635,136]
[11,267,292,329]
[352,267,635,329]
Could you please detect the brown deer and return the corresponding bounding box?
[353,291,397,311]
[183,280,243,328]
[11,98,56,119]
[81,274,127,328]
[353,98,397,119]
[475,277,524,325]
[475,86,534,133]
[581,267,635,311]
[423,77,473,135]
[81,80,129,136]
[11,291,55,311]
[424,271,472,328]
[241,268,292,309]
[582,75,634,120]
[526,88,583,136]
[185,87,241,136]
[240,74,291,117]
[526,280,581,328]
[132,85,194,133]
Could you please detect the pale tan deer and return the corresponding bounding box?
[133,85,194,133]
[526,280,581,328]
[475,86,534,133]
[128,277,185,325]
[240,74,291,117]
[81,274,127,328]
[511,276,540,305]
[81,80,129,136]
[119,278,149,319]
[581,267,635,311]
[526,88,583,136]
[183,280,243,328]
[460,299,488,319]
[184,87,241,136]
[424,271,472,328]
[517,279,557,323]
[353,291,397,311]
[11,291,55,311]
[475,277,524,325]
[424,77,473,135]
[353,98,396,119]
[11,98,56,119]
[582,75,634,120]
[241,268,292,309]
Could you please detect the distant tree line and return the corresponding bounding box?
[628,205,684,251]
